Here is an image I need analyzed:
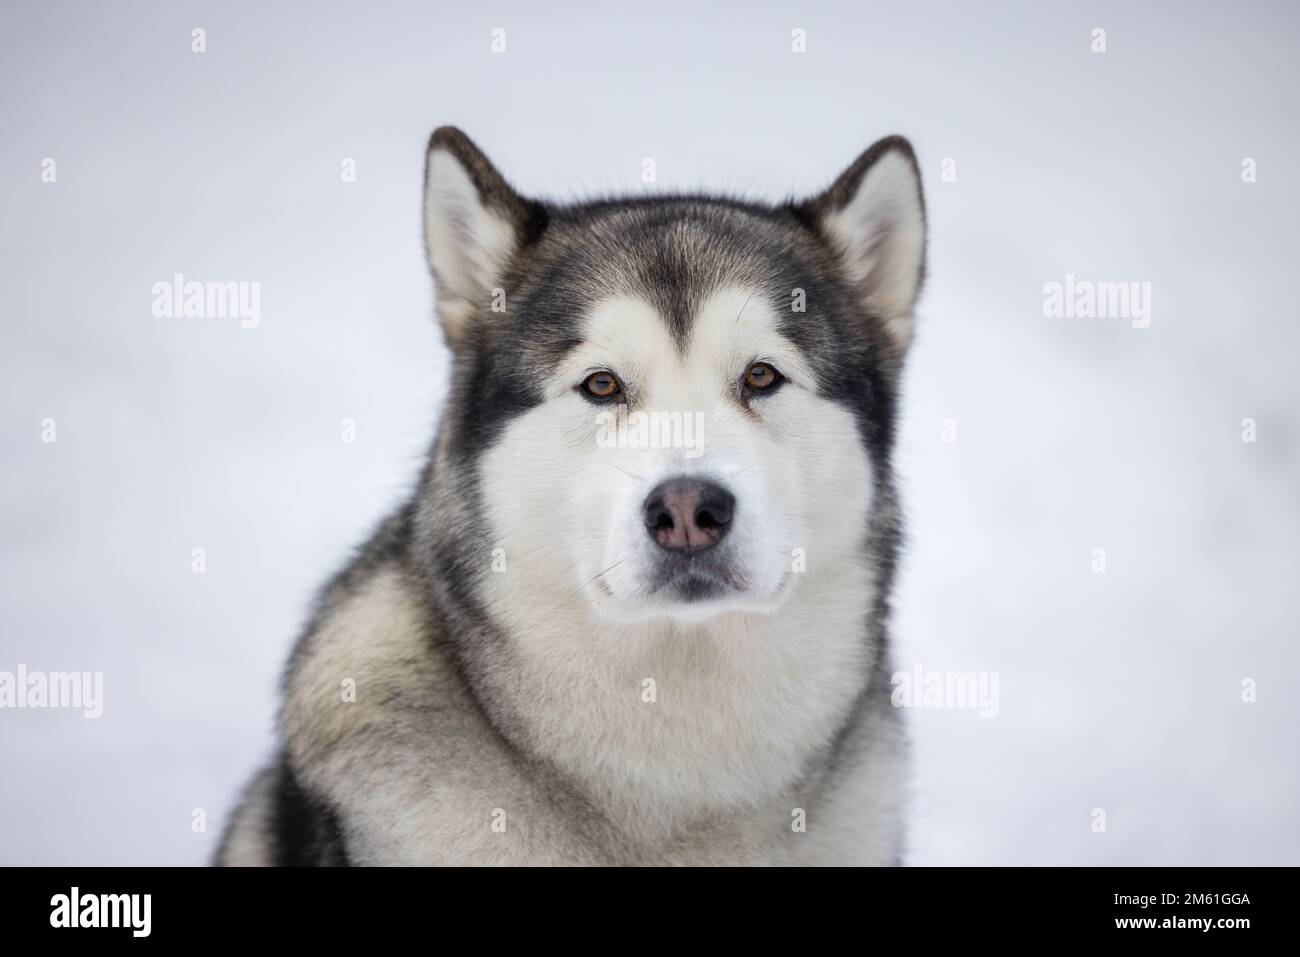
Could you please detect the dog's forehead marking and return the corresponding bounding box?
[687,287,787,364]
[579,287,792,372]
[576,296,670,384]
[534,201,824,359]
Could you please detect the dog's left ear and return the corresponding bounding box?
[423,127,544,347]
[800,136,926,355]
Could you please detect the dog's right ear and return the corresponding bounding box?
[423,127,544,346]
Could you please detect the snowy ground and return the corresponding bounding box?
[2,1,1297,864]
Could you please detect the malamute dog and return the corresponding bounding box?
[218,127,926,865]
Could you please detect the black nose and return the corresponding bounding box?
[643,478,736,553]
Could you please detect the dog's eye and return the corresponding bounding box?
[743,361,782,394]
[580,371,623,402]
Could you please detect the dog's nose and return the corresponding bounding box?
[643,478,735,553]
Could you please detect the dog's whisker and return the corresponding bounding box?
[562,559,626,601]
[602,461,644,481]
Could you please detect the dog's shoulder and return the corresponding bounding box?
[279,507,454,772]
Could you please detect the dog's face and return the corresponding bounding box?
[423,129,924,625]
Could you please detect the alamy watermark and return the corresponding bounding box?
[595,406,705,459]
[0,665,103,718]
[152,273,260,329]
[1043,273,1151,329]
[50,887,150,937]
[891,665,999,718]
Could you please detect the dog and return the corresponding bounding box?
[216,127,926,865]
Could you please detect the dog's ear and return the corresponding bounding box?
[423,127,543,346]
[800,136,926,355]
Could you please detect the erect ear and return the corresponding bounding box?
[801,136,926,355]
[422,127,544,346]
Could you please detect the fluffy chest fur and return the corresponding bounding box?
[275,553,904,866]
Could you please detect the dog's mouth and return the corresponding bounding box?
[586,544,795,623]
[646,554,749,603]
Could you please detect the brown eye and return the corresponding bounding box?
[581,371,623,401]
[743,361,782,393]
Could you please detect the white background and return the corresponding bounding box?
[1,0,1297,865]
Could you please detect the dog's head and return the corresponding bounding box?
[422,128,924,625]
